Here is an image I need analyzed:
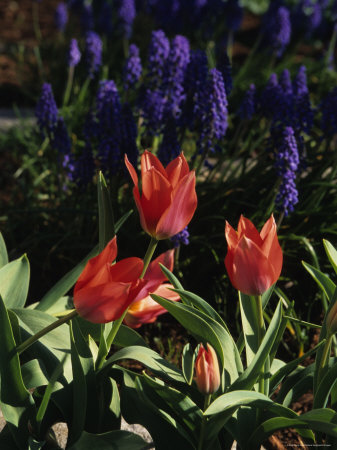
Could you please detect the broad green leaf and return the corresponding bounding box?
[314,359,337,409]
[302,261,336,301]
[141,373,202,442]
[151,294,242,386]
[98,171,115,252]
[0,232,8,268]
[229,301,283,392]
[119,369,194,450]
[173,288,229,331]
[13,308,71,352]
[275,365,315,407]
[102,346,185,384]
[324,239,337,277]
[68,322,87,446]
[240,0,269,14]
[69,430,149,450]
[248,408,337,448]
[35,356,67,433]
[182,343,195,385]
[204,390,302,445]
[270,340,325,394]
[239,293,261,366]
[0,255,30,308]
[21,359,49,389]
[0,294,35,449]
[36,245,98,312]
[159,263,184,290]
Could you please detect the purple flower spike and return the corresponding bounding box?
[35,83,58,134]
[273,126,299,216]
[238,83,256,120]
[68,39,81,67]
[119,0,136,38]
[148,30,170,84]
[293,65,313,133]
[170,226,190,248]
[123,44,142,91]
[54,2,68,31]
[85,31,103,78]
[263,5,291,57]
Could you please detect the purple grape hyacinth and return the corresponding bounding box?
[147,30,170,85]
[68,39,81,67]
[123,44,142,91]
[85,31,103,78]
[293,65,313,133]
[170,226,190,248]
[35,83,58,134]
[238,83,256,120]
[54,2,68,31]
[273,126,299,216]
[119,0,136,38]
[263,5,291,57]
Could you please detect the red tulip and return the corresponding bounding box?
[225,215,283,296]
[73,238,173,324]
[195,344,220,395]
[124,284,180,328]
[125,151,197,240]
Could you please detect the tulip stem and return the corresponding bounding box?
[140,237,159,279]
[254,295,265,394]
[16,309,78,355]
[198,394,211,450]
[316,333,333,390]
[105,309,129,353]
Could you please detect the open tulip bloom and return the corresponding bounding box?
[123,283,180,328]
[74,237,175,323]
[125,151,197,240]
[225,215,283,296]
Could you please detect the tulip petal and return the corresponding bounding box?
[229,236,276,295]
[141,168,172,235]
[141,150,167,179]
[145,249,174,283]
[75,238,117,292]
[237,216,263,246]
[74,281,131,323]
[125,154,139,187]
[260,215,283,279]
[124,283,180,328]
[165,154,189,188]
[155,171,197,239]
[109,257,143,283]
[225,221,239,251]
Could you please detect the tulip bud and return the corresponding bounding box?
[326,301,337,335]
[225,214,283,296]
[195,344,220,395]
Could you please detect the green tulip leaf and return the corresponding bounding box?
[21,359,49,389]
[172,288,229,331]
[0,232,8,268]
[159,263,184,290]
[0,294,35,449]
[151,294,242,386]
[275,365,315,407]
[119,369,194,450]
[182,343,195,385]
[270,340,325,394]
[69,430,149,450]
[98,171,115,252]
[68,321,87,446]
[324,239,337,277]
[229,300,283,392]
[0,255,30,308]
[302,261,336,301]
[102,345,185,384]
[248,408,337,447]
[314,359,337,409]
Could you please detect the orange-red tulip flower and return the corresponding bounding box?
[225,215,283,296]
[124,283,180,328]
[125,151,197,240]
[73,238,174,324]
[195,344,220,395]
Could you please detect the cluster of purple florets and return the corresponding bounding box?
[170,227,190,248]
